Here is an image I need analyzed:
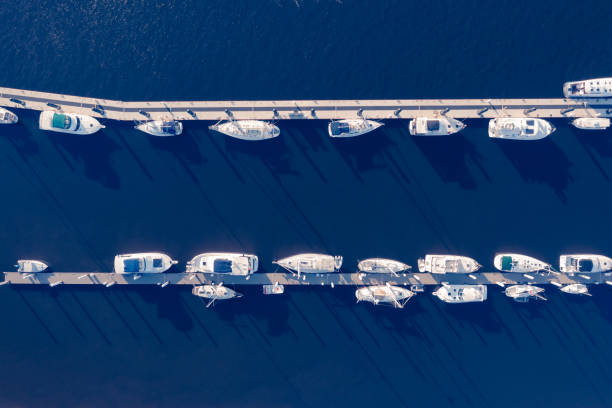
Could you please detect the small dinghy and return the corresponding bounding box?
[571,117,611,130]
[0,107,18,124]
[328,119,383,138]
[15,260,48,273]
[409,117,465,136]
[192,283,243,307]
[560,283,591,296]
[209,120,280,141]
[357,258,411,275]
[135,120,183,136]
[39,111,105,134]
[355,284,414,308]
[504,285,546,302]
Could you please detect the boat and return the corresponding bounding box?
[15,260,48,273]
[273,253,342,275]
[417,255,481,274]
[192,283,243,307]
[209,120,280,141]
[504,285,546,302]
[0,107,18,124]
[38,111,105,134]
[560,283,591,296]
[263,283,284,295]
[408,117,466,136]
[493,253,552,273]
[563,78,612,98]
[135,120,183,136]
[357,258,411,274]
[328,119,383,138]
[559,254,612,274]
[432,284,487,303]
[114,252,177,274]
[488,118,555,140]
[186,252,258,275]
[571,117,611,130]
[355,284,415,308]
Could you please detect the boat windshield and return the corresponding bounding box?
[578,259,594,272]
[52,113,71,129]
[213,259,233,273]
[426,120,440,131]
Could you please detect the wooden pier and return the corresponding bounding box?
[2,86,612,121]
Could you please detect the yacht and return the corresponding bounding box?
[571,117,611,130]
[409,117,466,136]
[488,118,554,140]
[209,120,280,141]
[114,252,177,274]
[192,284,243,307]
[563,78,612,98]
[186,252,258,275]
[504,285,546,302]
[560,283,591,296]
[355,284,415,308]
[417,255,481,274]
[432,284,487,303]
[135,120,183,136]
[357,258,411,274]
[273,253,342,275]
[15,260,48,273]
[0,107,18,124]
[493,253,552,273]
[559,254,612,274]
[328,119,383,138]
[39,111,105,134]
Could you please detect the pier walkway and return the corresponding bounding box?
[2,86,612,121]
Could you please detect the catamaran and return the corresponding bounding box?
[114,252,177,274]
[563,78,612,98]
[559,254,612,274]
[432,284,487,303]
[192,283,243,307]
[39,111,105,134]
[488,118,555,140]
[504,285,546,302]
[209,120,280,141]
[417,255,481,274]
[357,258,411,274]
[328,119,383,138]
[15,260,48,273]
[355,284,414,308]
[273,253,342,276]
[409,117,466,136]
[493,253,552,273]
[0,107,18,124]
[135,120,183,136]
[571,117,611,130]
[186,252,258,275]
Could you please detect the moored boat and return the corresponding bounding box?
[504,284,546,302]
[417,254,481,274]
[0,107,18,124]
[114,252,177,274]
[355,284,414,308]
[273,253,342,275]
[488,118,554,140]
[209,120,280,141]
[192,284,243,307]
[559,254,612,274]
[328,119,383,138]
[560,283,591,296]
[186,252,258,275]
[563,78,612,98]
[571,117,611,130]
[432,284,487,303]
[493,253,552,273]
[15,260,48,273]
[409,117,465,136]
[39,111,105,134]
[357,258,410,274]
[135,120,183,136]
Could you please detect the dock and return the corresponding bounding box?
[2,86,612,121]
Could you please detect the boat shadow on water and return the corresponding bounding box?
[571,127,612,182]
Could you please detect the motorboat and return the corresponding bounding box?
[488,118,555,140]
[15,260,48,273]
[417,255,481,274]
[328,119,383,138]
[409,117,465,136]
[493,253,552,273]
[186,252,258,275]
[39,111,105,134]
[559,254,612,274]
[209,120,280,141]
[560,283,591,296]
[563,78,612,98]
[135,120,183,136]
[192,283,243,307]
[0,107,18,124]
[432,284,487,303]
[263,283,285,295]
[273,253,342,275]
[571,117,611,130]
[355,284,415,308]
[114,252,177,274]
[504,285,546,302]
[357,258,411,274]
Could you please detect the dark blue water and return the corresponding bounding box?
[2,1,612,407]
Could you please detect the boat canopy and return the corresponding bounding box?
[123,259,140,272]
[213,259,233,273]
[426,120,440,131]
[330,122,350,136]
[501,256,513,270]
[161,121,180,134]
[578,259,593,272]
[52,113,71,129]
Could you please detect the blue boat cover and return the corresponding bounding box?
[123,259,140,272]
[213,259,233,273]
[330,122,350,136]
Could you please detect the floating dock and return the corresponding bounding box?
[2,86,612,121]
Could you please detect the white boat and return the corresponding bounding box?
[488,118,555,140]
[38,111,105,134]
[328,119,383,138]
[192,283,243,307]
[186,252,258,275]
[114,252,177,274]
[263,283,284,295]
[493,253,552,273]
[409,117,466,136]
[357,258,411,274]
[571,117,611,130]
[417,254,481,274]
[563,78,612,98]
[135,120,183,136]
[0,107,18,124]
[432,284,487,303]
[273,253,342,275]
[355,284,415,308]
[559,254,612,274]
[504,285,546,302]
[15,260,48,273]
[560,283,591,296]
[209,120,280,141]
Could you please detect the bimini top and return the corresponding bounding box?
[52,113,72,130]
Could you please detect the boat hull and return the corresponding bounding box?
[114,252,176,274]
[409,117,466,136]
[417,255,480,274]
[433,284,487,303]
[274,253,342,274]
[135,120,183,136]
[186,252,258,275]
[493,253,551,273]
[328,119,383,138]
[559,254,612,273]
[210,120,280,141]
[571,117,611,130]
[39,111,104,135]
[355,285,414,307]
[0,108,18,124]
[357,258,410,274]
